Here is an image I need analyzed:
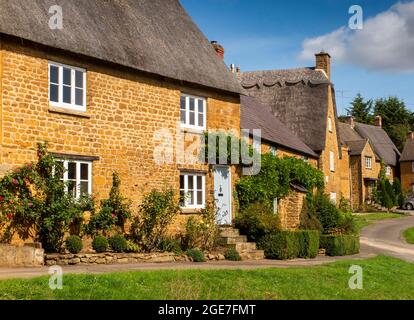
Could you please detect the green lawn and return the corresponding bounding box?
[354,212,407,233]
[0,256,413,300]
[403,227,414,244]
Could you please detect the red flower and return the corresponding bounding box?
[112,214,116,218]
[6,214,13,220]
[12,179,19,186]
[28,202,33,208]
[0,196,3,202]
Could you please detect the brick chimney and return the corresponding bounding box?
[344,116,355,129]
[211,41,224,59]
[374,115,382,128]
[407,131,414,141]
[315,52,331,80]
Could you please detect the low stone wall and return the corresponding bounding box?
[45,252,226,266]
[0,244,44,267]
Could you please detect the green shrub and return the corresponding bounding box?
[186,249,206,262]
[125,240,141,253]
[158,236,182,254]
[65,235,83,254]
[235,203,280,242]
[92,235,109,253]
[258,230,319,260]
[320,235,360,256]
[109,234,127,253]
[224,247,242,261]
[393,178,405,208]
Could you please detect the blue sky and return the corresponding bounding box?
[180,0,414,115]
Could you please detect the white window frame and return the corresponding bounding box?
[49,61,87,112]
[180,173,206,209]
[58,160,92,199]
[328,117,333,133]
[386,166,391,176]
[329,151,335,172]
[365,156,372,169]
[180,94,207,131]
[330,192,337,205]
[273,198,278,215]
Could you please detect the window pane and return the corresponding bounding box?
[68,162,77,180]
[180,190,185,206]
[80,181,89,196]
[63,86,71,103]
[188,176,194,190]
[75,70,83,88]
[197,191,203,205]
[180,96,186,111]
[189,111,195,125]
[68,180,76,197]
[180,175,184,189]
[197,176,203,190]
[75,88,83,106]
[198,112,204,127]
[180,109,186,124]
[80,163,89,180]
[188,191,194,205]
[189,98,195,112]
[50,65,59,84]
[50,84,59,102]
[63,68,71,85]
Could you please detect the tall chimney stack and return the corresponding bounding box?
[315,52,331,80]
[344,116,355,129]
[211,41,224,60]
[407,131,414,141]
[374,115,382,128]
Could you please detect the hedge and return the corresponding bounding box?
[320,235,360,256]
[258,230,319,260]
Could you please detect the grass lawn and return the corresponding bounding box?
[403,227,414,244]
[0,256,413,300]
[354,212,407,233]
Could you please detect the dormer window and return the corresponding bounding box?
[49,62,86,112]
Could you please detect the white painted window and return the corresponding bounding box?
[329,151,335,172]
[58,160,92,199]
[269,146,277,156]
[330,192,337,205]
[273,198,278,215]
[325,176,329,183]
[180,173,206,209]
[328,117,333,132]
[365,156,372,169]
[386,166,391,176]
[49,62,86,112]
[180,94,206,130]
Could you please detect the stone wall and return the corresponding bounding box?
[0,244,44,267]
[278,190,306,230]
[0,38,240,239]
[401,162,414,192]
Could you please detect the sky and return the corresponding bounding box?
[180,0,414,115]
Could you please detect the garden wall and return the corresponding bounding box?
[0,244,44,267]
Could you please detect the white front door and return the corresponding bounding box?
[214,166,232,225]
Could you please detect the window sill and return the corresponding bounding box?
[180,126,205,135]
[48,106,90,119]
[181,208,204,215]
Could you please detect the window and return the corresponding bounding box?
[180,173,206,209]
[365,156,372,169]
[330,192,337,205]
[269,146,277,156]
[180,94,206,130]
[386,166,392,176]
[328,117,333,132]
[49,62,86,111]
[273,198,278,215]
[329,151,335,172]
[58,160,92,199]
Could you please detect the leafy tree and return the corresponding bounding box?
[346,93,374,124]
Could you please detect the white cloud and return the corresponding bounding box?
[299,1,414,73]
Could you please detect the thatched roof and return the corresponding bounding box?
[345,140,369,156]
[241,95,318,158]
[0,0,241,94]
[338,122,400,166]
[239,67,341,154]
[401,139,414,162]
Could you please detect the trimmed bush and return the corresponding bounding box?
[320,235,360,256]
[125,240,141,253]
[258,230,319,260]
[92,235,109,253]
[158,237,182,254]
[224,247,242,261]
[186,249,206,262]
[109,234,128,253]
[65,235,83,254]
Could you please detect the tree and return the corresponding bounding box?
[374,97,414,152]
[346,93,374,124]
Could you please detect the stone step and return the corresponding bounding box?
[218,228,240,237]
[240,250,265,261]
[217,235,248,245]
[228,242,257,252]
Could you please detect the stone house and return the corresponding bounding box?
[338,116,400,210]
[0,0,243,233]
[400,132,414,193]
[238,52,349,205]
[240,95,319,229]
